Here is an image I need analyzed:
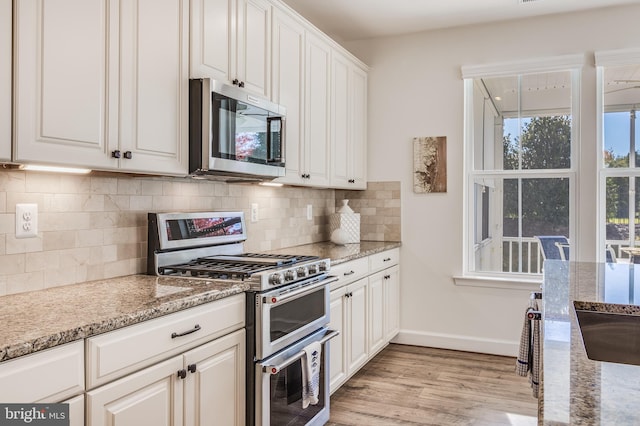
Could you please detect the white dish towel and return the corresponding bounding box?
[301,341,322,408]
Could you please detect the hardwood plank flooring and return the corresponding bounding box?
[328,344,538,426]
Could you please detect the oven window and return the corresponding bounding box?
[270,352,326,425]
[270,289,325,342]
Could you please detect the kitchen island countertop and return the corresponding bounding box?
[541,260,640,425]
[0,240,400,364]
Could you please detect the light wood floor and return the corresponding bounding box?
[328,344,538,426]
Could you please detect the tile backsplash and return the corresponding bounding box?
[0,172,400,296]
[337,181,401,242]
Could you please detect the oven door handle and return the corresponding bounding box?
[262,329,339,375]
[263,276,337,306]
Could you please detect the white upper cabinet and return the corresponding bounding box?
[330,51,367,189]
[117,0,189,175]
[191,0,271,98]
[1,0,11,162]
[14,0,189,175]
[303,31,332,186]
[14,0,115,169]
[275,29,331,187]
[271,7,305,185]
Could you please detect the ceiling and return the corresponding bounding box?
[280,0,640,42]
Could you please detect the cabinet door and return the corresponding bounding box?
[118,0,189,175]
[86,356,184,426]
[304,31,331,186]
[331,53,367,189]
[330,51,350,188]
[350,65,368,189]
[183,329,246,426]
[272,8,305,186]
[368,271,386,355]
[190,0,234,83]
[0,0,10,161]
[329,286,347,394]
[237,0,271,97]
[384,265,400,341]
[347,278,368,373]
[63,394,85,426]
[14,0,116,168]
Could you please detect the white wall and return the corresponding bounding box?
[345,4,640,356]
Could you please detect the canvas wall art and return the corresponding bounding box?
[413,136,447,193]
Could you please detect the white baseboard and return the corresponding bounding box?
[391,329,519,357]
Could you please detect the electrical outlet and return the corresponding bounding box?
[251,203,259,223]
[16,203,38,238]
[306,204,313,221]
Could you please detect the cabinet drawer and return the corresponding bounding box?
[369,248,399,273]
[330,257,369,290]
[0,340,84,403]
[86,294,245,389]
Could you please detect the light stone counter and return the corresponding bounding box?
[0,275,249,363]
[0,240,400,364]
[541,260,640,425]
[265,240,401,266]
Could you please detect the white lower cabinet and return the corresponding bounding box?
[86,296,246,426]
[87,329,245,426]
[86,355,185,426]
[183,329,245,426]
[329,248,400,394]
[64,394,85,426]
[329,277,367,394]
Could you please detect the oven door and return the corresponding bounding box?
[255,275,336,360]
[256,327,339,426]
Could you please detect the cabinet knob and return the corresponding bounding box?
[232,79,240,86]
[177,369,187,379]
[111,150,121,159]
[188,363,197,373]
[239,81,245,88]
[348,179,355,183]
[123,151,132,159]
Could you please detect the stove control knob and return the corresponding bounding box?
[318,262,328,272]
[269,273,284,286]
[296,266,308,278]
[307,264,318,275]
[284,270,297,281]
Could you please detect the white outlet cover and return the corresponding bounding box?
[307,204,313,220]
[16,203,38,238]
[251,203,259,222]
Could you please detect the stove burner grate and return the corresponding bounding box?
[157,253,319,280]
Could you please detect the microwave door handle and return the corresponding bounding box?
[263,276,337,306]
[266,117,283,163]
[262,329,340,374]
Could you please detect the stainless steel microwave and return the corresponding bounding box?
[189,78,286,181]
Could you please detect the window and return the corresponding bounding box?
[598,54,640,262]
[462,58,580,278]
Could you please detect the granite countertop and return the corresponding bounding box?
[0,276,249,363]
[541,260,640,425]
[0,240,400,364]
[264,240,401,266]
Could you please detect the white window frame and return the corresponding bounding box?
[457,55,582,286]
[596,48,640,262]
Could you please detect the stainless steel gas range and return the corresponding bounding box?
[148,211,338,426]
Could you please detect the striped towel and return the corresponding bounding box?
[516,306,531,376]
[301,341,322,408]
[516,300,540,398]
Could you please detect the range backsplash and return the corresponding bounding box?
[0,172,400,296]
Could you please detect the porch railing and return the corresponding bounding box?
[501,238,633,274]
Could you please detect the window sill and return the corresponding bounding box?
[453,274,542,290]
